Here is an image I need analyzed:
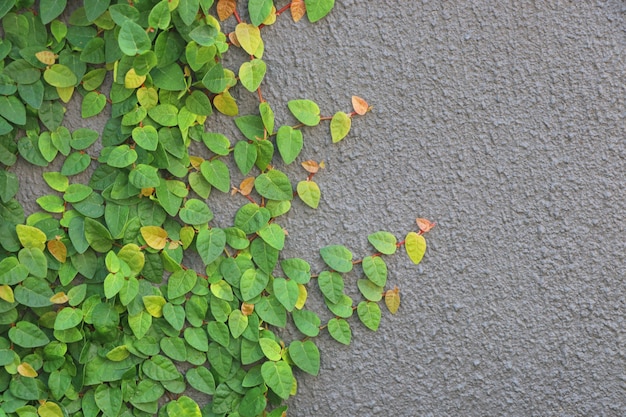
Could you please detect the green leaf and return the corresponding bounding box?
[9,321,50,348]
[273,278,299,311]
[228,309,248,338]
[16,224,46,251]
[288,99,320,126]
[81,91,107,118]
[305,0,335,22]
[40,0,67,24]
[201,63,228,93]
[128,310,152,339]
[248,0,273,26]
[240,269,268,301]
[255,170,293,201]
[118,20,152,56]
[43,64,77,88]
[148,104,179,126]
[288,340,320,376]
[0,257,28,285]
[84,217,113,252]
[210,279,233,301]
[259,337,282,361]
[0,1,16,20]
[297,180,320,209]
[54,307,83,330]
[239,386,267,417]
[185,90,213,116]
[261,360,293,400]
[61,152,91,176]
[148,0,171,29]
[318,271,344,304]
[178,0,200,25]
[200,160,231,193]
[319,244,353,273]
[163,302,185,330]
[64,183,92,203]
[107,145,137,168]
[189,24,218,47]
[132,125,158,151]
[143,355,180,381]
[362,256,387,287]
[196,228,226,266]
[357,301,381,331]
[239,59,266,92]
[235,115,265,140]
[84,0,111,22]
[0,171,18,203]
[292,309,320,337]
[280,258,311,284]
[18,247,47,278]
[255,295,286,327]
[0,95,26,125]
[179,199,213,225]
[250,239,279,274]
[257,223,285,250]
[233,141,257,175]
[184,327,209,352]
[234,203,270,234]
[357,278,383,302]
[276,125,303,164]
[95,384,122,417]
[186,366,215,395]
[129,164,160,188]
[202,132,231,156]
[168,269,197,299]
[327,317,351,345]
[330,110,351,143]
[405,231,426,264]
[367,231,397,255]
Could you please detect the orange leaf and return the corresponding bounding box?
[239,177,255,196]
[416,218,436,233]
[47,239,67,263]
[50,292,69,304]
[351,96,369,115]
[228,32,241,47]
[241,303,255,316]
[301,160,319,174]
[384,287,400,314]
[17,362,38,378]
[290,0,306,22]
[217,0,237,21]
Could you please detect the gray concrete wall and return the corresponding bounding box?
[12,1,626,416]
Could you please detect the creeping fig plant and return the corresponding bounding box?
[0,1,433,415]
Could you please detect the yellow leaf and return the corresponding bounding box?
[217,0,237,21]
[56,86,74,103]
[47,239,67,263]
[351,95,369,115]
[384,287,400,314]
[124,68,146,89]
[416,218,436,233]
[143,295,166,317]
[213,91,239,116]
[290,0,306,22]
[405,232,426,265]
[140,187,154,197]
[50,292,69,304]
[140,226,168,250]
[0,285,14,303]
[16,224,47,251]
[17,362,38,378]
[295,283,307,309]
[37,401,64,417]
[35,50,57,65]
[189,156,204,169]
[239,177,255,196]
[235,23,261,56]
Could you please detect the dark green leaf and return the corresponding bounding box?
[288,340,320,375]
[40,0,67,24]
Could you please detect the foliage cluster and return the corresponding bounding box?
[0,0,433,416]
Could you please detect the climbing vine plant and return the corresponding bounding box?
[0,0,434,416]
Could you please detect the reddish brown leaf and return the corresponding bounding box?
[351,96,369,115]
[241,303,255,316]
[301,160,319,174]
[239,177,255,196]
[416,218,436,233]
[47,239,67,263]
[217,0,237,21]
[291,0,306,22]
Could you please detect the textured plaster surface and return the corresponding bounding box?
[10,1,626,416]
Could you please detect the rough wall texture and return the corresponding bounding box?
[12,1,626,416]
